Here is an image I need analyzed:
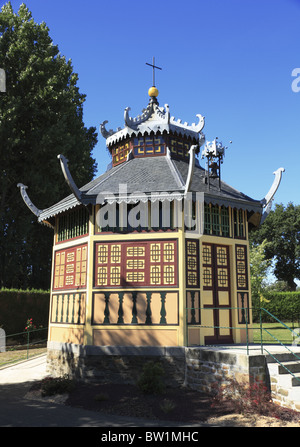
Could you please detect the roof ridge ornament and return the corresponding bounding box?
[260,167,285,223]
[17,183,42,217]
[184,145,198,194]
[170,113,205,133]
[124,103,154,129]
[100,120,115,138]
[57,154,83,204]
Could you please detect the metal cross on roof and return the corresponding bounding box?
[145,57,162,87]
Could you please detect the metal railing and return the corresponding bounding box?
[186,306,300,384]
[0,327,48,368]
[186,306,253,354]
[259,308,300,385]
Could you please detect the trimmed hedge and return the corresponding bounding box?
[255,292,300,323]
[0,288,50,335]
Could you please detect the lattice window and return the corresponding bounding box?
[110,266,121,285]
[112,141,130,166]
[186,239,199,288]
[111,245,121,263]
[216,247,227,266]
[217,268,228,287]
[164,265,175,284]
[95,240,177,288]
[150,243,161,262]
[126,271,145,283]
[127,246,145,257]
[168,135,191,159]
[127,259,145,269]
[236,245,248,289]
[150,265,161,285]
[132,135,165,157]
[98,245,108,263]
[53,245,87,290]
[202,245,212,264]
[163,242,175,262]
[203,268,212,287]
[97,267,107,286]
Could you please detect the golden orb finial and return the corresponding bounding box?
[148,86,159,98]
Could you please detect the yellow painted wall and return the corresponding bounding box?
[48,204,254,348]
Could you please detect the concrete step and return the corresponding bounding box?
[291,374,300,387]
[278,361,300,375]
[266,352,300,364]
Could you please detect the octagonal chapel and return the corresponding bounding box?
[18,83,284,352]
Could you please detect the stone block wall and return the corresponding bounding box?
[47,342,186,388]
[47,342,268,393]
[185,347,267,394]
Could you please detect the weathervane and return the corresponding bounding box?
[146,57,162,87]
[201,138,232,190]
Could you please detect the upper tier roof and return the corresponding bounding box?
[18,87,284,227]
[100,95,206,148]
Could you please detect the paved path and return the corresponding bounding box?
[0,355,204,428]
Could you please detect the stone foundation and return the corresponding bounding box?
[47,342,186,387]
[47,342,300,413]
[47,342,267,391]
[185,347,267,394]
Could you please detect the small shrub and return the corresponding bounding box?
[137,361,165,395]
[94,392,109,402]
[211,377,299,422]
[160,398,176,414]
[40,375,75,397]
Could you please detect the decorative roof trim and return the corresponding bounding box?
[103,191,185,205]
[203,192,262,213]
[184,145,197,194]
[261,167,285,207]
[260,167,285,223]
[57,154,83,204]
[17,183,42,217]
[101,98,205,147]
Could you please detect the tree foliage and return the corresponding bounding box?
[249,203,300,291]
[249,240,271,308]
[0,2,97,288]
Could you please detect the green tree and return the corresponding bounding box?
[0,2,97,289]
[249,203,300,291]
[249,240,271,309]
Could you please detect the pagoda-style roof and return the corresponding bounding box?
[18,87,284,227]
[36,152,262,223]
[100,95,205,149]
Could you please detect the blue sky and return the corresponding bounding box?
[4,0,300,207]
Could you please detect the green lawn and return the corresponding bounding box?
[252,322,300,345]
[0,345,47,368]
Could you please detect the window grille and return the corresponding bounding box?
[57,207,89,242]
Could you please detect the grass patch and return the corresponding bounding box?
[252,322,300,345]
[0,346,47,368]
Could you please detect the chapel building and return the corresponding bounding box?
[18,84,284,352]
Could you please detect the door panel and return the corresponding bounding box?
[202,243,233,344]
